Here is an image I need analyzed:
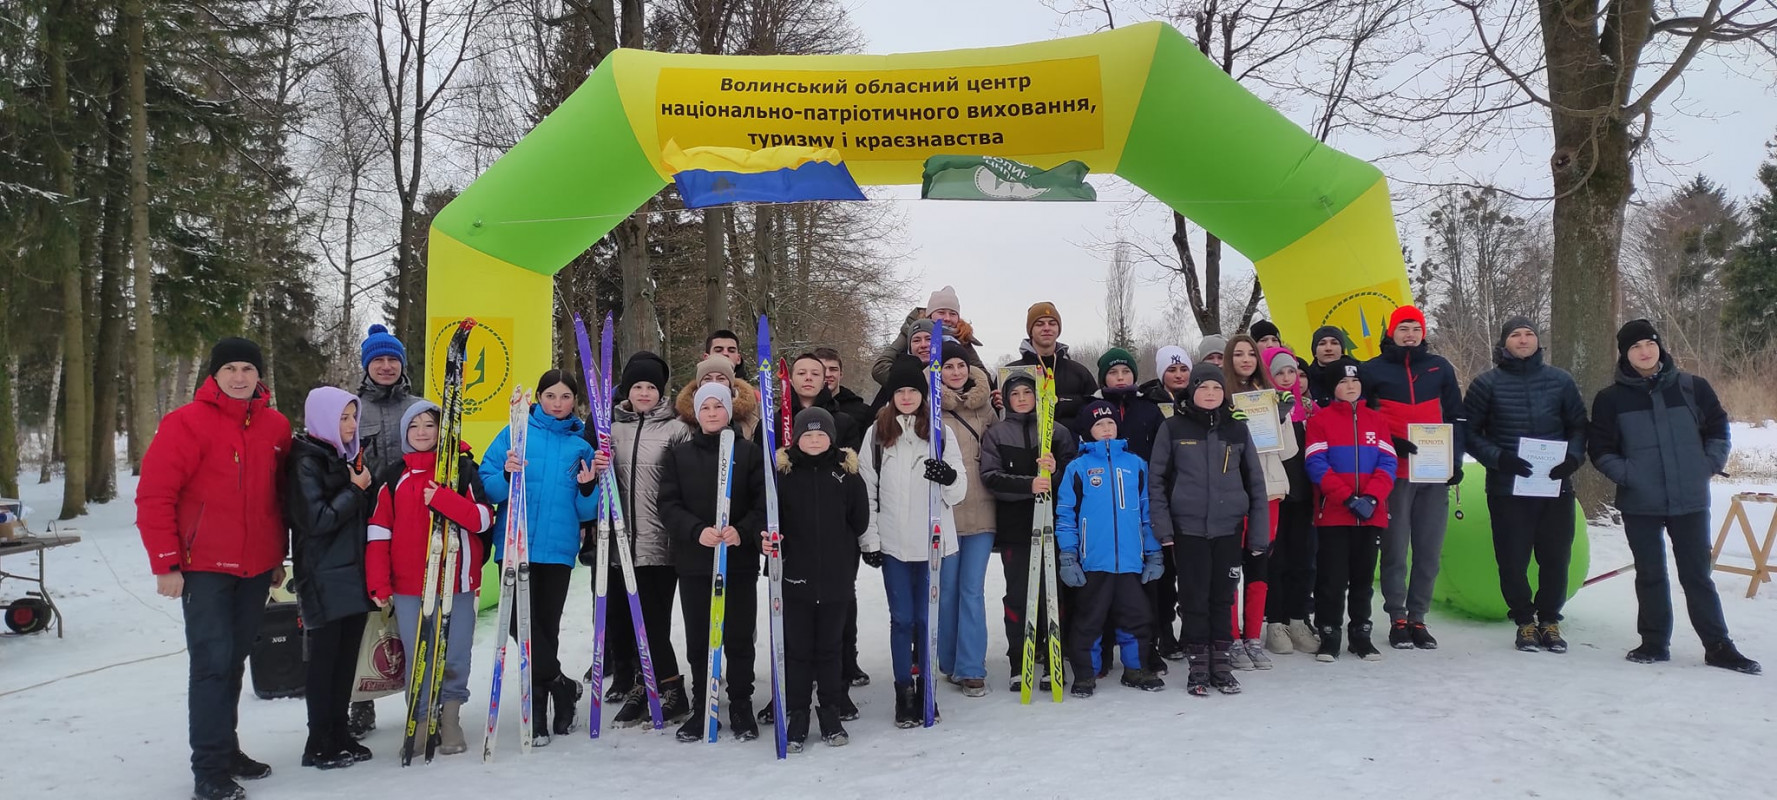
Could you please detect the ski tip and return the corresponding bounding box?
[604,310,615,325]
[459,317,477,331]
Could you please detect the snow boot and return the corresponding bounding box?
[915,678,941,724]
[785,708,810,753]
[1210,642,1242,694]
[729,699,760,741]
[835,690,860,721]
[301,734,353,770]
[1314,626,1341,663]
[1388,618,1413,649]
[757,702,776,726]
[602,662,636,703]
[1626,641,1671,664]
[817,704,849,747]
[192,777,246,800]
[346,700,376,740]
[894,682,920,728]
[1229,642,1254,670]
[532,689,553,747]
[1120,667,1165,692]
[658,675,692,725]
[674,706,707,743]
[1515,622,1541,652]
[1287,619,1322,652]
[1071,674,1096,698]
[549,674,581,737]
[1539,623,1568,654]
[1409,621,1439,649]
[612,683,649,728]
[329,722,371,763]
[1264,622,1294,655]
[227,751,272,780]
[1704,641,1762,675]
[845,665,871,687]
[1185,644,1211,696]
[1245,639,1273,670]
[436,701,467,755]
[1348,622,1383,661]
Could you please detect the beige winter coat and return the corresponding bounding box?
[941,366,997,536]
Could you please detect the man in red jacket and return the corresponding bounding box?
[138,337,292,800]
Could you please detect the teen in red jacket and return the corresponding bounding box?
[136,338,290,800]
[1303,357,1397,664]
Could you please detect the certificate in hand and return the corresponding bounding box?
[1232,391,1282,454]
[1513,437,1566,498]
[1407,423,1453,484]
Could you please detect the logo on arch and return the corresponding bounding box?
[1304,280,1404,361]
[428,316,513,423]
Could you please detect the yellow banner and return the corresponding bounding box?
[653,57,1105,163]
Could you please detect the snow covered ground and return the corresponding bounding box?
[3,455,1774,800]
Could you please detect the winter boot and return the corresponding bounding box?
[301,733,353,770]
[1388,618,1413,649]
[1409,621,1439,649]
[329,723,371,763]
[1071,673,1096,698]
[532,689,553,747]
[549,675,582,737]
[434,701,467,755]
[1626,641,1671,664]
[1209,642,1242,694]
[756,702,776,726]
[1514,623,1541,652]
[729,698,760,741]
[1539,622,1569,654]
[227,751,273,780]
[915,677,941,724]
[893,682,920,728]
[1229,642,1254,671]
[1287,619,1322,652]
[612,684,649,728]
[1704,641,1762,675]
[785,708,810,753]
[845,665,871,687]
[602,662,636,703]
[658,675,693,725]
[1314,626,1341,663]
[1245,639,1273,670]
[958,677,989,697]
[1120,667,1165,692]
[675,705,709,743]
[1185,644,1211,696]
[1348,622,1383,661]
[834,690,860,721]
[1264,622,1295,655]
[191,777,246,800]
[346,700,376,740]
[817,704,849,747]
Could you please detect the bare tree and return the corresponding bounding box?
[1105,240,1137,350]
[1415,186,1553,381]
[1623,176,1745,371]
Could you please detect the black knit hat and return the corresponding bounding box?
[1250,320,1281,342]
[208,337,265,377]
[940,341,969,366]
[883,354,929,396]
[1316,356,1363,399]
[792,407,836,443]
[1616,319,1661,357]
[619,351,670,396]
[1188,362,1226,394]
[1498,316,1537,347]
[1077,399,1118,435]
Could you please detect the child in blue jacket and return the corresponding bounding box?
[1056,401,1166,696]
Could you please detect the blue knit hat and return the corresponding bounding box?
[360,324,407,371]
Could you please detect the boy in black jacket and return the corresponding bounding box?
[658,383,769,742]
[771,408,870,750]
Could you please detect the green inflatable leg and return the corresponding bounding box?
[1431,469,1591,621]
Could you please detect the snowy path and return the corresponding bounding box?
[2,463,1773,800]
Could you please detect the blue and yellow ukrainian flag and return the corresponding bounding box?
[664,140,867,208]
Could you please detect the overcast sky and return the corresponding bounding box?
[838,0,1777,366]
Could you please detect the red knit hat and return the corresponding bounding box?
[1388,305,1427,338]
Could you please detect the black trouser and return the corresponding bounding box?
[680,568,759,708]
[304,612,367,740]
[1070,572,1150,676]
[842,585,861,679]
[784,595,848,716]
[1266,499,1317,622]
[1174,536,1240,644]
[999,540,1059,675]
[510,563,573,693]
[1151,549,1179,649]
[182,570,274,782]
[1488,494,1577,625]
[1314,526,1380,631]
[1624,512,1731,648]
[598,564,682,682]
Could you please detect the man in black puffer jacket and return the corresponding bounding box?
[1463,317,1586,653]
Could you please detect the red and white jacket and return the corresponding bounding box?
[365,445,494,600]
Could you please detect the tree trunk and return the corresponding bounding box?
[47,4,88,518]
[89,76,130,503]
[40,341,61,483]
[0,286,15,498]
[126,0,157,473]
[704,209,729,330]
[753,204,776,324]
[617,215,659,355]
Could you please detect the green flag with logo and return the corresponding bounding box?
[920,155,1097,201]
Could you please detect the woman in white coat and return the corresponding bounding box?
[859,356,967,728]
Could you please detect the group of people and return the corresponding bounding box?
[138,292,1763,800]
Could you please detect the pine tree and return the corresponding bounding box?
[1725,136,1777,356]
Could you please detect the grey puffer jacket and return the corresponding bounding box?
[610,399,690,567]
[1149,404,1271,549]
[356,372,423,481]
[1588,353,1730,517]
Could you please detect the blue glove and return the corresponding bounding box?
[1058,550,1085,588]
[1344,495,1378,522]
[1141,552,1165,584]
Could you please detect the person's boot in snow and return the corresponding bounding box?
[1185,644,1211,696]
[329,722,370,763]
[1514,623,1541,652]
[1229,641,1254,671]
[1626,641,1670,664]
[346,700,376,740]
[844,665,871,687]
[958,677,988,697]
[1409,621,1439,649]
[729,698,760,741]
[756,702,776,726]
[1209,642,1242,694]
[1704,641,1762,675]
[192,777,246,800]
[834,690,860,721]
[817,704,849,747]
[1264,622,1294,655]
[1245,640,1273,669]
[1288,619,1321,652]
[1071,674,1096,698]
[893,682,919,728]
[435,700,467,755]
[602,661,635,703]
[915,678,941,723]
[549,674,581,737]
[1348,622,1383,662]
[1120,667,1165,691]
[612,683,649,728]
[658,675,692,724]
[301,733,352,770]
[228,751,272,780]
[674,705,707,743]
[532,690,553,747]
[1539,623,1568,654]
[785,708,810,753]
[1388,618,1413,649]
[1314,626,1341,663]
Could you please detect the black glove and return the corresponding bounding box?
[860,550,885,569]
[1549,456,1582,481]
[923,458,958,486]
[1446,464,1465,486]
[1497,453,1534,479]
[1344,495,1378,522]
[1392,437,1419,456]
